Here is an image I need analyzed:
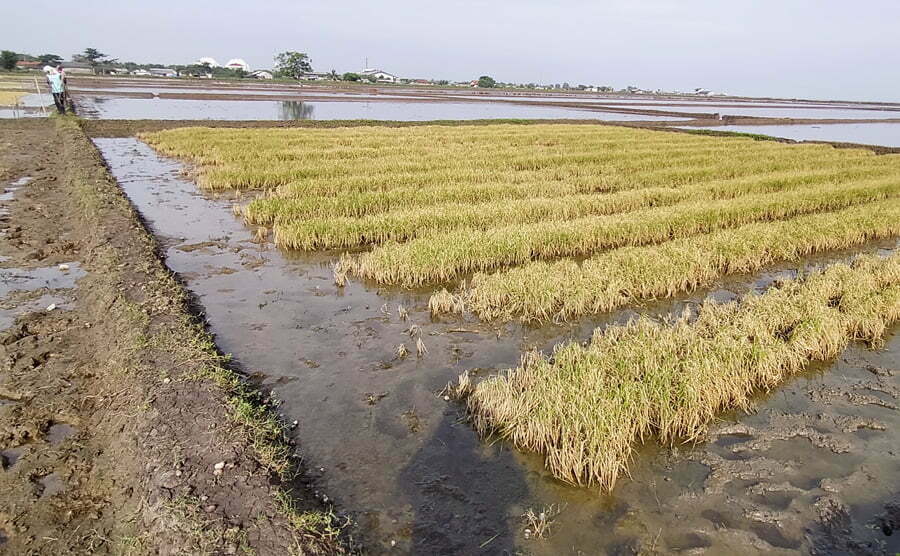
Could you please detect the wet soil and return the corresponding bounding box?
[95,134,900,554]
[0,119,342,554]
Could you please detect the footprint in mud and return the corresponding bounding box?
[0,527,7,547]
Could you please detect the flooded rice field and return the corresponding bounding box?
[63,78,900,125]
[92,136,900,554]
[0,93,52,119]
[73,96,688,122]
[688,123,900,149]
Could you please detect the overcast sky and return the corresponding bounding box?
[6,0,899,102]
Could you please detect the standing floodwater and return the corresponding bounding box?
[94,137,900,554]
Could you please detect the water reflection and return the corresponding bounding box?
[280,100,315,120]
[678,123,900,148]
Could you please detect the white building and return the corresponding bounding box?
[299,72,330,81]
[149,68,178,78]
[360,68,397,83]
[130,69,151,77]
[250,70,274,80]
[225,58,251,72]
[197,57,219,68]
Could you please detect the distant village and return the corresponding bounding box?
[5,49,726,96]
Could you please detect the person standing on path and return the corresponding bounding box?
[44,65,68,115]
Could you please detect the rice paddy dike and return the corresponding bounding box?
[133,122,900,553]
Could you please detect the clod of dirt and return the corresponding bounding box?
[46,423,76,446]
[34,472,65,499]
[175,240,222,253]
[0,447,24,470]
[364,392,389,406]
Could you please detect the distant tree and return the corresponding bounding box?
[341,72,360,82]
[274,51,312,79]
[0,50,18,71]
[74,48,113,73]
[328,69,339,80]
[435,79,449,86]
[477,75,496,88]
[38,53,63,66]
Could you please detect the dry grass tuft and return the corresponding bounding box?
[522,504,564,540]
[428,289,465,316]
[416,337,427,357]
[332,263,347,288]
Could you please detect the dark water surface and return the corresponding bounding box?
[94,137,900,554]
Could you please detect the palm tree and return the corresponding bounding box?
[329,69,339,81]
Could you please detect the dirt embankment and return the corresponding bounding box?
[0,118,346,554]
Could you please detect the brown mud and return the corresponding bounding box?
[91,132,900,554]
[0,119,345,555]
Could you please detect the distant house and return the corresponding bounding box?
[149,68,178,78]
[15,61,41,70]
[197,57,219,68]
[225,58,250,72]
[694,87,712,96]
[250,70,274,80]
[360,68,398,83]
[299,72,330,81]
[131,69,151,77]
[60,61,94,74]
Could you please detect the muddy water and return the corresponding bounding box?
[95,137,900,554]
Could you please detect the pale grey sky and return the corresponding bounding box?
[6,0,899,102]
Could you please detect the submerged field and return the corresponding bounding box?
[144,123,900,489]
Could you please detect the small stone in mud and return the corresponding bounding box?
[58,264,69,271]
[213,461,226,475]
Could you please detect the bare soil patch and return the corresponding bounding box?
[0,118,345,554]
